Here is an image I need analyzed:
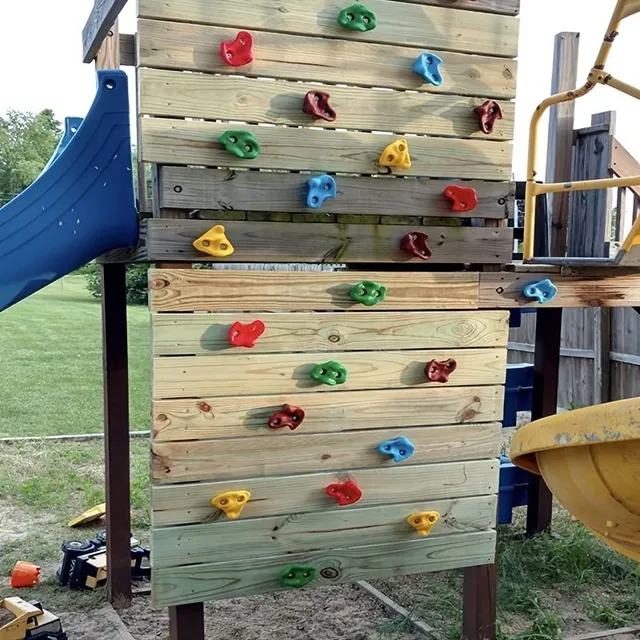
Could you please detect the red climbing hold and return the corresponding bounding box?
[228,320,265,348]
[268,404,306,431]
[303,91,337,122]
[443,185,479,213]
[400,231,432,260]
[325,479,363,506]
[220,31,254,67]
[474,100,503,135]
[425,358,457,383]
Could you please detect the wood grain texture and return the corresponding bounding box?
[82,0,127,62]
[479,273,640,308]
[138,0,519,58]
[400,0,519,14]
[151,529,496,606]
[152,495,497,568]
[153,348,507,399]
[152,386,505,441]
[137,20,518,99]
[152,459,499,526]
[149,269,480,312]
[152,310,510,356]
[159,167,513,219]
[144,219,514,264]
[139,118,512,181]
[139,69,515,141]
[151,422,501,483]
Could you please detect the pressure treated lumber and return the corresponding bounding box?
[138,0,518,58]
[140,70,516,141]
[139,118,512,181]
[152,348,507,399]
[143,219,514,264]
[152,310,510,356]
[137,20,518,99]
[152,458,499,526]
[404,0,519,14]
[159,167,513,219]
[152,385,505,441]
[149,269,480,311]
[152,495,497,568]
[152,529,496,606]
[151,422,501,483]
[83,0,127,62]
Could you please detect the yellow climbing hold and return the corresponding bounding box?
[193,224,235,258]
[379,139,411,170]
[407,511,440,536]
[211,490,251,519]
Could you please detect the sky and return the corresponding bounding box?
[0,0,639,180]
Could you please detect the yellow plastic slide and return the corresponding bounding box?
[510,397,640,562]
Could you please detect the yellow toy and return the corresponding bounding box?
[406,511,440,536]
[211,490,251,519]
[378,139,411,170]
[192,225,235,258]
[511,397,640,562]
[0,598,66,640]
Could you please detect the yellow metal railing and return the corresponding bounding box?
[524,0,640,262]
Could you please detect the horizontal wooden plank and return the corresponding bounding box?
[152,494,497,569]
[151,422,501,483]
[159,167,513,219]
[152,310,510,356]
[400,0,519,15]
[153,347,507,399]
[149,269,480,312]
[140,70,515,141]
[143,219,514,264]
[151,529,496,606]
[152,385,505,441]
[479,272,640,308]
[139,118,512,181]
[139,0,519,58]
[137,20,518,99]
[152,459,499,526]
[119,33,135,66]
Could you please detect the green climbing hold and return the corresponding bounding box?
[278,564,316,588]
[219,130,261,159]
[310,360,348,386]
[349,281,387,307]
[337,4,377,32]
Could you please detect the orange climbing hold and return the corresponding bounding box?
[407,511,440,537]
[193,224,235,258]
[379,139,411,171]
[211,490,251,519]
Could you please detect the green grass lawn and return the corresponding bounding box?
[0,275,150,437]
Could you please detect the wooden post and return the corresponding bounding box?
[169,603,205,640]
[463,564,497,640]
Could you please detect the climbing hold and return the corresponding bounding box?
[228,320,265,348]
[474,100,503,135]
[412,52,444,86]
[425,358,457,383]
[522,278,558,304]
[303,91,337,122]
[407,511,440,536]
[349,281,387,307]
[306,174,337,209]
[337,4,377,31]
[220,31,254,67]
[379,139,411,171]
[377,436,416,463]
[268,404,306,430]
[310,360,347,386]
[443,185,479,213]
[325,479,363,506]
[193,225,235,258]
[278,565,316,588]
[211,490,251,519]
[219,130,261,159]
[401,232,432,260]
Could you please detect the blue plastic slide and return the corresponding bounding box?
[0,70,139,312]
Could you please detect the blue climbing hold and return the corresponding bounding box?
[306,174,337,209]
[412,52,443,86]
[377,436,416,463]
[523,278,558,304]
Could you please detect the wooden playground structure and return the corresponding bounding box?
[74,0,640,638]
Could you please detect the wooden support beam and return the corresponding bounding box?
[463,564,497,640]
[83,0,129,63]
[169,602,205,640]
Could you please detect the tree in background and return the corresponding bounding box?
[0,109,62,206]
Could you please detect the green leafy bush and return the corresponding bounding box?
[83,263,149,305]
